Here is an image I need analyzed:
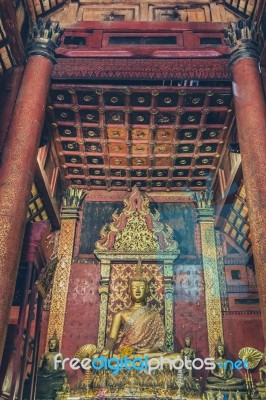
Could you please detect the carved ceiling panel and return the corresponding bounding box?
[48,83,233,192]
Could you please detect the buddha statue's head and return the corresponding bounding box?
[185,335,191,347]
[216,338,225,357]
[129,258,148,304]
[130,280,147,303]
[48,331,60,352]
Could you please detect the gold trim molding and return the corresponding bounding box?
[198,207,224,357]
[46,219,76,350]
[46,188,85,350]
[97,260,111,349]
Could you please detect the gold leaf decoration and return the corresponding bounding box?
[238,347,263,369]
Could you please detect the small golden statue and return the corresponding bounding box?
[257,350,266,388]
[36,331,67,399]
[217,390,223,400]
[253,349,266,399]
[181,335,196,378]
[236,390,242,400]
[61,376,70,393]
[206,339,245,392]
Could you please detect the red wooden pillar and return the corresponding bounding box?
[0,19,63,364]
[224,21,266,340]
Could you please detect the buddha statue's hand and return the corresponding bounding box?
[137,348,156,355]
[101,348,112,358]
[136,349,147,355]
[100,337,116,359]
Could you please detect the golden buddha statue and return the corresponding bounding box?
[255,349,266,399]
[101,261,179,360]
[181,336,196,378]
[257,350,266,388]
[206,339,245,391]
[76,260,200,395]
[61,376,71,393]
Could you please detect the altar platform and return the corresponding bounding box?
[55,388,200,400]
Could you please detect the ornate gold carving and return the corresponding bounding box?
[114,213,157,252]
[98,285,110,349]
[46,188,85,349]
[46,219,76,350]
[163,262,174,351]
[238,347,263,370]
[95,187,179,255]
[97,260,111,348]
[164,285,174,351]
[198,208,224,357]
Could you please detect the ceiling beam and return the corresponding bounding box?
[35,156,61,230]
[0,67,23,155]
[214,158,242,228]
[0,0,25,65]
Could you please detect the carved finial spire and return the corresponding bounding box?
[224,18,256,47]
[216,336,223,347]
[61,187,86,219]
[62,187,86,208]
[48,330,60,351]
[26,18,64,64]
[130,257,147,283]
[51,330,58,341]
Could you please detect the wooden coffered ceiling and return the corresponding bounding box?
[47,0,255,24]
[48,83,233,192]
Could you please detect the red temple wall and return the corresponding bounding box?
[174,268,208,357]
[61,262,100,385]
[222,314,264,380]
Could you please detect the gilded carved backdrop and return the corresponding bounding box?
[79,201,197,256]
[94,187,180,351]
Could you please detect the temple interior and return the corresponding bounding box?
[0,0,265,399]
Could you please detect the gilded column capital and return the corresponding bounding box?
[197,207,214,223]
[223,18,260,66]
[163,261,173,278]
[26,18,64,64]
[194,189,214,222]
[61,187,86,220]
[100,260,111,285]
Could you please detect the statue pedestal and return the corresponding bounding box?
[55,390,202,400]
[35,374,66,400]
[256,387,266,399]
[205,385,247,393]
